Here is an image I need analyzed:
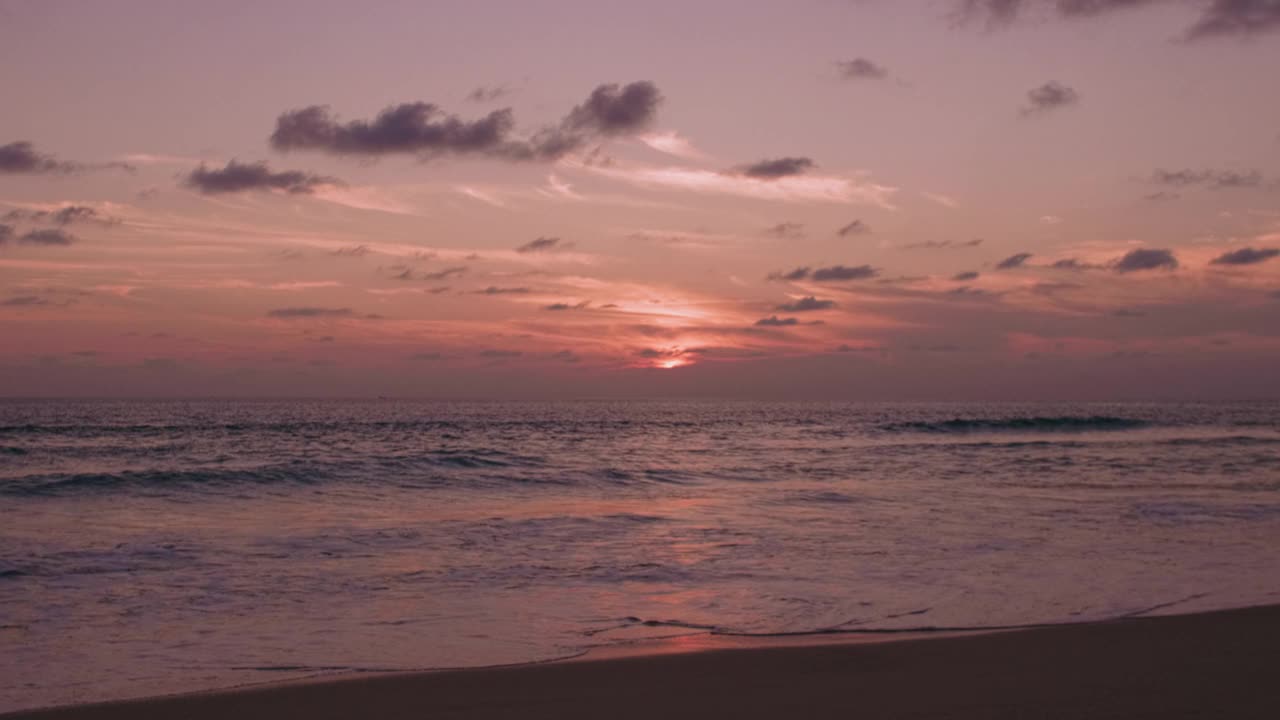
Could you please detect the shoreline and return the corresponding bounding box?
[8,603,1279,719]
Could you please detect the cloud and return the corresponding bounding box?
[1210,247,1280,265]
[266,307,353,318]
[735,157,816,180]
[516,236,564,253]
[638,131,706,159]
[467,85,510,103]
[1023,82,1079,115]
[544,301,589,311]
[767,267,812,282]
[185,160,340,195]
[17,229,76,246]
[960,0,1280,40]
[332,244,372,257]
[271,81,660,162]
[479,349,523,358]
[1186,0,1280,39]
[2,205,110,226]
[0,224,11,243]
[836,58,889,80]
[755,315,800,326]
[1114,248,1178,273]
[475,286,531,295]
[0,141,69,174]
[996,252,1033,269]
[764,222,805,239]
[922,191,961,209]
[0,140,133,175]
[562,82,663,136]
[776,296,836,312]
[583,162,898,206]
[812,264,879,281]
[837,219,871,237]
[421,266,468,281]
[904,238,984,249]
[1,295,48,306]
[1051,258,1101,270]
[1150,168,1266,189]
[952,270,980,281]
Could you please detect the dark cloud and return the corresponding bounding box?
[957,0,1027,24]
[834,343,883,353]
[812,264,879,281]
[0,141,133,175]
[271,103,516,156]
[266,307,354,318]
[767,267,812,282]
[551,350,581,363]
[960,0,1280,40]
[836,58,889,80]
[475,286,531,295]
[18,229,76,246]
[421,266,467,281]
[735,157,816,180]
[1186,0,1280,39]
[755,315,800,327]
[837,219,870,237]
[1114,247,1178,273]
[1023,82,1079,115]
[561,82,662,136]
[185,160,339,195]
[410,352,444,361]
[764,222,805,239]
[467,85,510,103]
[1051,258,1101,270]
[1055,0,1163,17]
[51,205,101,225]
[3,205,109,226]
[271,81,660,162]
[0,224,11,243]
[776,296,836,312]
[544,301,589,311]
[952,271,980,281]
[903,238,984,249]
[332,244,372,257]
[516,236,564,253]
[479,349,522,358]
[1,295,48,306]
[996,252,1033,269]
[1210,247,1280,265]
[1151,168,1266,189]
[1,141,64,173]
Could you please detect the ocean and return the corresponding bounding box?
[2,399,1279,713]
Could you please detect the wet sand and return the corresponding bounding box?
[9,604,1279,719]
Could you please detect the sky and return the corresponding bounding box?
[1,0,1279,399]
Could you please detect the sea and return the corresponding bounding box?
[2,399,1279,713]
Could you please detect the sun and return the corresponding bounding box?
[659,358,689,369]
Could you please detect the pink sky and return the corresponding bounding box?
[1,0,1278,398]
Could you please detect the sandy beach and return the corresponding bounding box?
[8,604,1278,719]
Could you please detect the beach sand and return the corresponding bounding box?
[8,604,1278,719]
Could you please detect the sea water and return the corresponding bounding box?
[2,400,1279,712]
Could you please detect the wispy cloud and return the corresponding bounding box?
[581,162,898,207]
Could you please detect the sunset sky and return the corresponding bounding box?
[2,0,1278,399]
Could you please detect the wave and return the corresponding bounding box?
[0,449,550,497]
[882,415,1150,434]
